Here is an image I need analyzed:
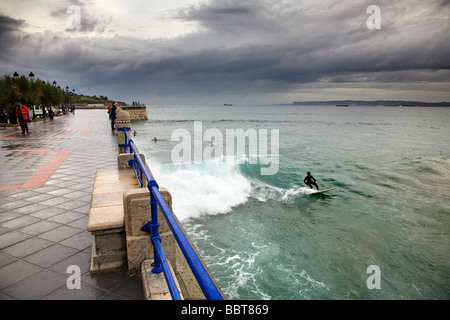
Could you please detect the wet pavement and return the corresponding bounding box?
[0,110,144,300]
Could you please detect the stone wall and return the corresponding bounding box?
[120,106,148,121]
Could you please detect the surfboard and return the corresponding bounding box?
[310,189,332,194]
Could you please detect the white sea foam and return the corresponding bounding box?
[150,157,252,220]
[251,181,316,203]
[151,155,314,220]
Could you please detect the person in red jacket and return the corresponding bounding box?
[16,102,29,134]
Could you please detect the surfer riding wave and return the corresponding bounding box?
[303,172,319,190]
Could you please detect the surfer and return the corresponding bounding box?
[303,172,319,190]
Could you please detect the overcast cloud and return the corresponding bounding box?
[0,0,449,105]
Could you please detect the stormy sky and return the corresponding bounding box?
[1,0,449,105]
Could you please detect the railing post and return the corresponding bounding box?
[149,180,162,274]
[117,127,131,153]
[115,108,131,154]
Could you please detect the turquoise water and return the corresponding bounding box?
[131,105,450,300]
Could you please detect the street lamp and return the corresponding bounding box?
[53,81,57,87]
[13,72,19,79]
[29,72,35,82]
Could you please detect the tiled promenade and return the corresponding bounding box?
[0,110,144,300]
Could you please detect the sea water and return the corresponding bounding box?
[131,105,450,300]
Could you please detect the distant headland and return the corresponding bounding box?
[275,100,450,107]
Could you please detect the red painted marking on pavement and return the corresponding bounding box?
[0,130,22,139]
[80,128,92,135]
[0,149,72,190]
[0,185,22,191]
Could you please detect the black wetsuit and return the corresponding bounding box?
[304,174,319,190]
[109,105,116,130]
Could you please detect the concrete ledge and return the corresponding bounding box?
[141,259,183,300]
[123,187,172,236]
[174,247,207,300]
[127,231,176,275]
[87,169,138,232]
[87,168,139,274]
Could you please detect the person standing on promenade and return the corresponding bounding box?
[24,105,30,123]
[109,102,118,130]
[16,102,29,134]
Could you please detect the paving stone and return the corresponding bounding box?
[26,193,56,203]
[48,211,85,224]
[0,200,35,212]
[0,252,17,268]
[38,225,84,242]
[55,200,89,211]
[110,276,145,300]
[0,260,42,290]
[19,220,61,236]
[29,207,66,219]
[49,251,91,276]
[0,226,10,235]
[12,203,51,215]
[47,188,73,196]
[60,230,93,250]
[42,282,108,300]
[0,231,30,249]
[80,271,130,292]
[3,269,67,300]
[1,215,41,229]
[38,196,72,207]
[2,237,53,259]
[24,244,79,268]
[0,211,22,223]
[66,216,88,229]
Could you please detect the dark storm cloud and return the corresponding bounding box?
[0,14,25,33]
[149,0,450,92]
[0,14,26,63]
[2,0,450,103]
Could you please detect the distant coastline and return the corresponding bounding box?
[274,100,450,107]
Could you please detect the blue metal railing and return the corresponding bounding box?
[119,128,224,300]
